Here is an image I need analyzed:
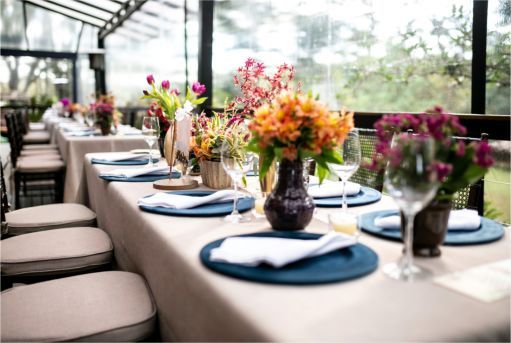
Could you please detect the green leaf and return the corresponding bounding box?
[259,152,275,181]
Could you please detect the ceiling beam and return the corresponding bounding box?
[99,0,148,39]
[22,0,104,27]
[44,0,108,22]
[71,0,116,14]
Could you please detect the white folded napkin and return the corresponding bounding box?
[117,125,142,135]
[96,153,153,162]
[308,181,361,198]
[374,209,481,231]
[100,166,169,179]
[209,232,357,268]
[138,189,241,209]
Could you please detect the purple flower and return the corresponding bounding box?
[161,80,170,90]
[170,88,181,96]
[192,81,206,95]
[142,90,149,96]
[60,98,70,107]
[474,141,494,168]
[146,74,155,85]
[434,162,453,181]
[455,141,465,157]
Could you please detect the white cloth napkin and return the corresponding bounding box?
[96,153,153,162]
[308,181,361,198]
[374,209,481,231]
[100,166,169,178]
[138,189,241,209]
[209,232,357,268]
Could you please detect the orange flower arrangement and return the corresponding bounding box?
[248,91,354,182]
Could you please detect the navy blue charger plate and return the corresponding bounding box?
[139,190,255,217]
[92,157,160,165]
[200,231,379,285]
[312,186,382,207]
[100,171,180,182]
[360,210,505,245]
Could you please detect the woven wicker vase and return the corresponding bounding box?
[200,160,232,189]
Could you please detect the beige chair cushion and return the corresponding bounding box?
[23,132,50,144]
[1,227,113,276]
[29,123,46,131]
[23,144,58,150]
[18,154,62,161]
[6,203,96,235]
[16,159,64,173]
[1,271,156,342]
[20,149,59,156]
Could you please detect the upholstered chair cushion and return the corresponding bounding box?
[20,149,60,156]
[23,144,58,150]
[1,271,156,342]
[16,159,65,173]
[1,227,113,277]
[23,132,51,144]
[6,203,96,235]
[29,123,46,131]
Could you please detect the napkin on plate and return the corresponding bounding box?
[374,209,481,231]
[100,166,169,179]
[96,153,153,162]
[308,181,361,198]
[209,232,357,268]
[138,189,241,209]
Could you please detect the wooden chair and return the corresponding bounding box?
[350,128,385,192]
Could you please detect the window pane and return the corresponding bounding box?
[0,0,27,49]
[486,140,510,224]
[105,0,199,106]
[213,0,473,113]
[0,56,73,104]
[486,0,510,115]
[26,4,82,51]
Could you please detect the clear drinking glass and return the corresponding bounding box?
[85,112,95,128]
[220,124,254,223]
[383,134,439,281]
[141,116,159,167]
[328,130,361,213]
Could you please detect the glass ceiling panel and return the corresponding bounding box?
[24,0,106,27]
[78,24,99,52]
[26,4,83,51]
[88,0,122,13]
[49,0,113,21]
[0,0,27,49]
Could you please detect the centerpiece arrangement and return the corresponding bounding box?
[248,91,355,230]
[227,57,299,193]
[142,74,207,189]
[91,94,121,135]
[191,111,247,189]
[368,106,494,255]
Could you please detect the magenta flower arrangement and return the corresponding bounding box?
[227,57,299,117]
[368,106,494,201]
[142,74,207,136]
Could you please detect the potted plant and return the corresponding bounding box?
[248,91,355,231]
[369,106,494,256]
[190,111,244,189]
[91,94,119,136]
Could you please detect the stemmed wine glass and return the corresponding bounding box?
[383,134,439,281]
[328,130,361,212]
[141,117,159,167]
[220,123,254,223]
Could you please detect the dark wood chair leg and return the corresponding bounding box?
[14,172,21,209]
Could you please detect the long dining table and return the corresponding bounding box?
[83,152,510,342]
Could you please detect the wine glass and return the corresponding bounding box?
[383,134,439,281]
[141,117,159,167]
[220,124,254,223]
[328,130,361,213]
[85,112,95,128]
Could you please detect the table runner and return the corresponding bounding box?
[84,153,510,342]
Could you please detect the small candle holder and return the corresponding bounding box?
[252,192,268,220]
[328,212,360,240]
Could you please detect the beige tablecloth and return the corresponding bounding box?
[57,131,146,203]
[84,153,510,342]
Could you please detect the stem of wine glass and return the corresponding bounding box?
[231,177,240,216]
[147,142,153,167]
[341,178,348,213]
[402,212,416,274]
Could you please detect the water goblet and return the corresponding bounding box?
[141,116,159,167]
[383,134,439,281]
[328,130,361,213]
[220,124,254,223]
